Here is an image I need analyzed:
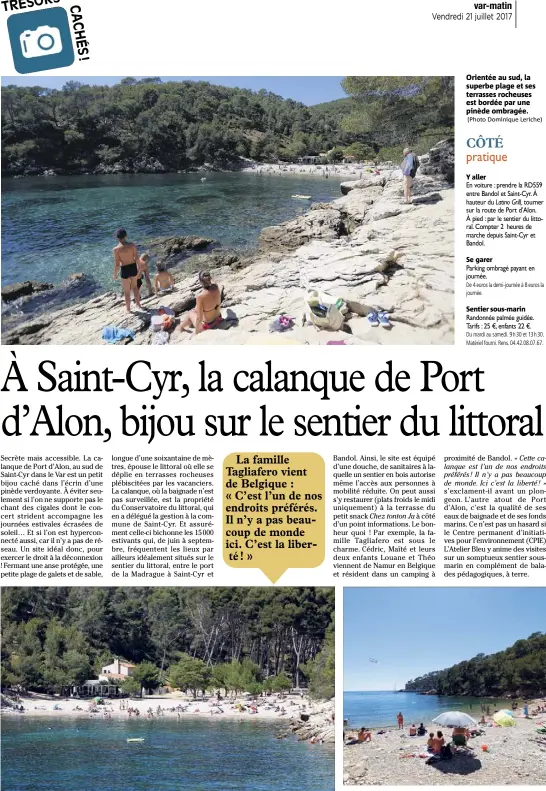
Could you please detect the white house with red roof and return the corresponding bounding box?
[99,658,136,682]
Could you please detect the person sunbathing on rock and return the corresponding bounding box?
[180,270,222,336]
[154,261,175,296]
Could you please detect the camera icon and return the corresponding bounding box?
[8,8,74,73]
[20,25,63,58]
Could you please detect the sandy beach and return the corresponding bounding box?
[2,690,334,730]
[343,702,546,785]
[241,162,384,180]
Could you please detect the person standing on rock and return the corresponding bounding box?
[137,252,154,297]
[113,228,142,313]
[401,147,419,204]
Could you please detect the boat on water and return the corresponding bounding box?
[292,194,312,200]
[127,738,145,743]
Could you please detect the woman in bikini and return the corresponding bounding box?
[113,228,142,312]
[179,270,222,336]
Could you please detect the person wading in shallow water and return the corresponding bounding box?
[113,228,142,313]
[179,270,222,336]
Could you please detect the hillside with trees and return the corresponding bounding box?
[1,77,454,175]
[340,76,454,162]
[404,632,546,698]
[0,587,334,699]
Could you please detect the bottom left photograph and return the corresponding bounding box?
[1,586,335,791]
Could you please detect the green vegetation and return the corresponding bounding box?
[1,587,334,699]
[1,79,356,175]
[405,632,546,697]
[302,620,335,700]
[1,77,454,175]
[132,661,160,696]
[168,654,210,698]
[341,76,454,160]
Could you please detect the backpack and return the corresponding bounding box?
[410,154,420,178]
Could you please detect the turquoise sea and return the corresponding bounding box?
[1,717,334,791]
[1,172,344,292]
[344,691,516,729]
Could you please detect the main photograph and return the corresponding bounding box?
[1,76,454,346]
[1,586,335,791]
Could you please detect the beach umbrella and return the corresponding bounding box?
[432,711,477,728]
[493,711,515,726]
[498,709,514,717]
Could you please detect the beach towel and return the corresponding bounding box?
[101,326,135,344]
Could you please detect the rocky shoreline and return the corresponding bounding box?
[4,158,244,179]
[2,141,454,346]
[283,699,335,744]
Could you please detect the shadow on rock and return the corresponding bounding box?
[412,192,443,205]
[429,755,482,776]
[219,308,239,329]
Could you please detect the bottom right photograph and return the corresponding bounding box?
[343,588,546,786]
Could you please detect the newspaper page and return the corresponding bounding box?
[1,1,545,790]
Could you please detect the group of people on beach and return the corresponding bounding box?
[347,697,545,754]
[348,722,464,759]
[113,227,223,335]
[250,147,419,203]
[251,163,359,179]
[55,693,304,721]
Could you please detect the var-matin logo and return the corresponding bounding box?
[5,2,90,74]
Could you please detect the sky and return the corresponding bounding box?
[344,588,545,691]
[0,76,347,106]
